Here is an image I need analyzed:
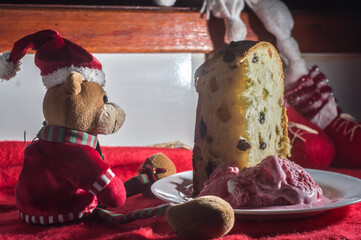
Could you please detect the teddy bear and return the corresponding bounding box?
[0,29,235,239]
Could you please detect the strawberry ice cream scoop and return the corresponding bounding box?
[197,165,240,204]
[198,156,323,208]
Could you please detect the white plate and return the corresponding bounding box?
[151,169,361,220]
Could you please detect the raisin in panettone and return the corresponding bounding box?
[192,41,291,195]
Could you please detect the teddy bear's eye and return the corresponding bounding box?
[103,95,108,103]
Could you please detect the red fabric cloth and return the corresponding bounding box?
[1,141,361,240]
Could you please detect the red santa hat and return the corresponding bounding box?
[0,29,105,89]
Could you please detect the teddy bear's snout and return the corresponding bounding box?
[96,103,126,135]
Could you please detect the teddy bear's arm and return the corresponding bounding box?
[53,143,126,208]
[96,177,126,208]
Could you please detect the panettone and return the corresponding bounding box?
[192,41,291,195]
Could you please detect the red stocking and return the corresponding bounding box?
[286,65,361,168]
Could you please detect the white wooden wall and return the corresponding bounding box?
[0,53,360,146]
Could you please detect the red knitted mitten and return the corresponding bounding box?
[285,65,339,126]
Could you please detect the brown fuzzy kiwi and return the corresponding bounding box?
[166,196,235,239]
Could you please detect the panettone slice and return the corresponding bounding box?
[192,41,291,195]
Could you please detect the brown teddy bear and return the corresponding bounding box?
[0,30,234,239]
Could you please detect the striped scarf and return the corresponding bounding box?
[37,124,104,159]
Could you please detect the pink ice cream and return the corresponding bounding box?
[198,156,323,208]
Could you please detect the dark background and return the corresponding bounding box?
[0,0,359,13]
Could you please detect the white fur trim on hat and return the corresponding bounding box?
[42,66,106,89]
[0,51,21,80]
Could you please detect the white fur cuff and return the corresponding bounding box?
[42,66,106,89]
[0,51,21,80]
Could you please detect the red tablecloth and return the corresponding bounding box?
[1,141,361,240]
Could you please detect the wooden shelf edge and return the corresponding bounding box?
[0,3,199,11]
[1,5,360,53]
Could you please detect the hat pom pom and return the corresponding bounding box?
[0,51,20,80]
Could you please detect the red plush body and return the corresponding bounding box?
[15,125,126,224]
[287,104,335,169]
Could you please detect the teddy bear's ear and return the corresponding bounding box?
[65,71,83,95]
